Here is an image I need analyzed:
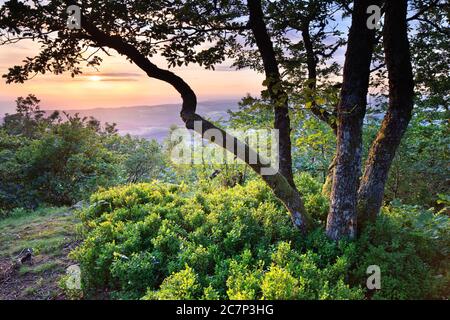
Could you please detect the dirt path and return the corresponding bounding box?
[0,208,80,300]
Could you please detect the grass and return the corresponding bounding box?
[0,207,66,229]
[0,207,76,256]
[19,261,64,275]
[0,207,80,300]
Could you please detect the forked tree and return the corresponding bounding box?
[0,0,444,239]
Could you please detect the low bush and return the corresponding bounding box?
[72,178,449,300]
[354,201,449,299]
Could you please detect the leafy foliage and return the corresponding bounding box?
[363,108,449,208]
[355,202,450,299]
[72,179,448,300]
[0,95,167,212]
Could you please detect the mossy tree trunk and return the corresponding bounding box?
[326,0,381,240]
[357,0,414,229]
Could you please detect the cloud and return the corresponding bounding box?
[83,72,143,78]
[78,72,144,82]
[213,65,238,72]
[96,78,139,82]
[42,72,145,83]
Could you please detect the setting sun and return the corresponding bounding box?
[89,75,102,82]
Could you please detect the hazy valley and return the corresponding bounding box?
[45,100,239,142]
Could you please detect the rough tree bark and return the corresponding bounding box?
[247,0,295,188]
[82,19,312,233]
[357,0,414,228]
[326,0,381,240]
[322,156,336,196]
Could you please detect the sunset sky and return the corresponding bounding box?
[0,40,265,114]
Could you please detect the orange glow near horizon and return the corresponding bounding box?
[89,75,102,82]
[0,41,265,113]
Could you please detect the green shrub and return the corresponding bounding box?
[0,121,120,209]
[225,250,264,300]
[72,178,448,300]
[72,179,357,299]
[143,266,200,300]
[261,265,299,300]
[354,202,449,299]
[0,97,168,211]
[295,173,329,223]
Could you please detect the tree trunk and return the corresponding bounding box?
[322,155,336,197]
[247,0,295,188]
[357,0,414,228]
[326,0,381,240]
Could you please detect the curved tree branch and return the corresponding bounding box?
[81,19,311,233]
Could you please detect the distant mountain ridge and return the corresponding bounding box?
[44,100,240,141]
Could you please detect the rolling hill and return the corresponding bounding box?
[45,100,239,142]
